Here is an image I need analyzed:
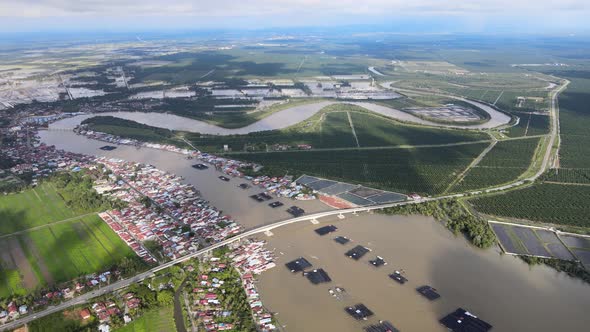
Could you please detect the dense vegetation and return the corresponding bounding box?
[506,112,550,137]
[520,256,590,285]
[51,171,126,214]
[381,199,496,248]
[469,183,590,227]
[229,143,487,194]
[451,137,540,191]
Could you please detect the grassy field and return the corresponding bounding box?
[0,214,137,298]
[115,305,176,332]
[229,143,487,195]
[0,183,82,235]
[469,183,590,228]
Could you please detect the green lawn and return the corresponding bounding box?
[0,215,137,297]
[0,183,80,235]
[115,305,176,332]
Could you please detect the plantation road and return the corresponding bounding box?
[48,98,511,135]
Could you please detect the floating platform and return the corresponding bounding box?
[218,175,230,181]
[287,206,305,217]
[285,257,312,273]
[268,201,284,208]
[417,285,440,301]
[334,236,350,245]
[364,321,400,332]
[238,183,250,189]
[369,256,387,267]
[99,145,117,151]
[191,163,208,170]
[345,304,374,320]
[345,245,370,260]
[440,308,492,332]
[315,225,338,236]
[389,271,408,284]
[305,268,332,284]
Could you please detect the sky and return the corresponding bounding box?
[0,0,589,34]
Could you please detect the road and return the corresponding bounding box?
[0,80,568,331]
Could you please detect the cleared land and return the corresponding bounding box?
[115,305,176,332]
[451,137,541,191]
[228,143,487,195]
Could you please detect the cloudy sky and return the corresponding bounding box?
[0,0,589,33]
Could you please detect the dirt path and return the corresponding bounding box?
[8,237,38,290]
[20,235,53,284]
[346,111,360,148]
[443,138,498,193]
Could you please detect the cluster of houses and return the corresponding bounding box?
[199,153,315,200]
[91,300,121,323]
[229,240,277,331]
[97,158,242,261]
[3,129,93,182]
[189,240,277,332]
[0,302,28,324]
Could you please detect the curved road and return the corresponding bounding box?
[0,81,567,331]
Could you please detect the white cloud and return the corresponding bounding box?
[1,0,588,18]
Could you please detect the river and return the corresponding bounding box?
[39,130,331,229]
[49,99,510,135]
[38,131,589,332]
[255,214,590,332]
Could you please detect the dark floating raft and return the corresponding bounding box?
[191,163,208,170]
[315,225,338,236]
[369,256,387,267]
[440,308,492,332]
[416,285,441,301]
[285,257,312,273]
[388,271,408,284]
[304,268,332,284]
[334,236,350,245]
[345,303,374,320]
[345,245,370,260]
[364,320,401,332]
[99,145,117,151]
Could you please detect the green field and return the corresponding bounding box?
[229,143,487,195]
[0,183,82,235]
[115,305,176,332]
[469,183,590,228]
[0,214,137,298]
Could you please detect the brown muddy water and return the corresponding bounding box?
[255,214,590,332]
[39,130,331,229]
[40,131,590,331]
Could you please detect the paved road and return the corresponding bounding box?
[0,81,568,331]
